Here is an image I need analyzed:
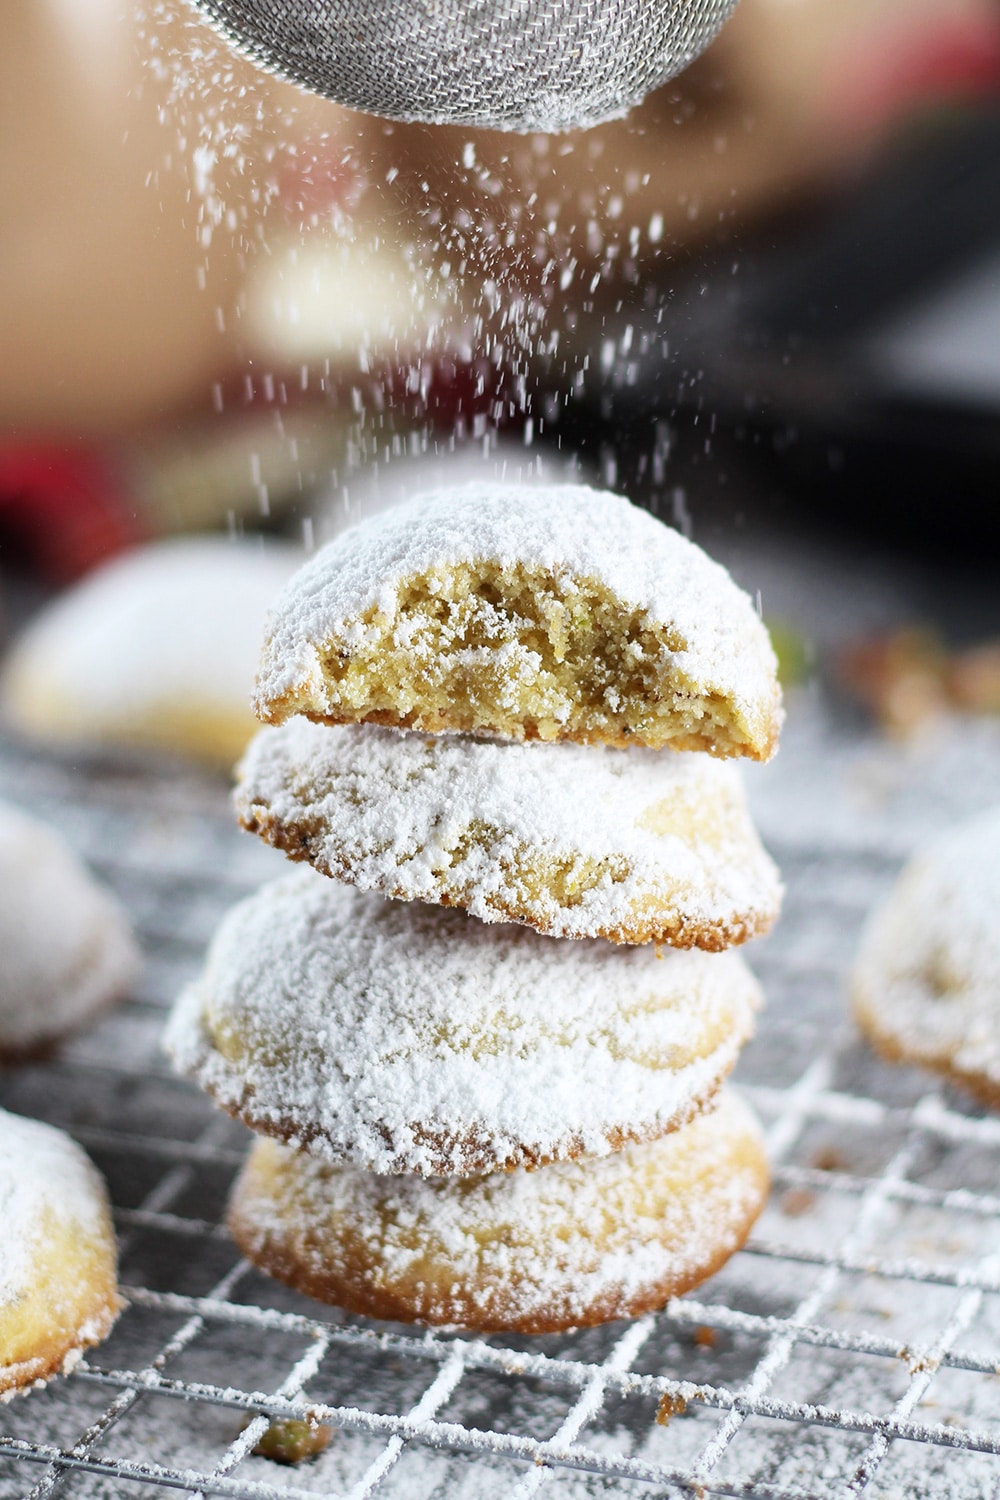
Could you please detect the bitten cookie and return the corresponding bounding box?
[852,807,1000,1107]
[165,868,761,1175]
[235,721,782,949]
[228,1089,769,1334]
[253,484,782,759]
[0,1110,121,1397]
[0,537,299,767]
[0,802,139,1059]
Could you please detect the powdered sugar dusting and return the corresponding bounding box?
[235,719,782,945]
[0,537,299,759]
[165,867,761,1175]
[232,1089,767,1329]
[0,1110,108,1308]
[0,801,140,1054]
[853,805,1000,1088]
[253,484,781,749]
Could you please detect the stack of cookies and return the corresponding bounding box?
[167,483,783,1333]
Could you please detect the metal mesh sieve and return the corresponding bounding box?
[191,0,740,131]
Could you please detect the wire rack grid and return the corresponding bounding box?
[2,710,1000,1500]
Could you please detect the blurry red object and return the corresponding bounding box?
[834,13,1000,135]
[0,445,143,583]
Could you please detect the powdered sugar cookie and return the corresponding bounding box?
[228,1089,769,1333]
[0,537,299,767]
[253,484,782,760]
[852,807,1000,1107]
[0,1109,121,1397]
[165,868,761,1176]
[235,720,781,948]
[0,802,139,1059]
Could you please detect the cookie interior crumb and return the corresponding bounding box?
[280,562,764,756]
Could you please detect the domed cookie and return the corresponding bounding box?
[228,1089,769,1334]
[253,484,782,760]
[235,720,782,949]
[852,807,1000,1108]
[165,868,761,1175]
[0,1109,121,1396]
[0,802,139,1059]
[0,537,300,767]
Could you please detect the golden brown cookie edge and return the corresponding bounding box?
[235,799,780,952]
[201,1060,736,1178]
[0,1288,122,1399]
[227,1128,770,1335]
[854,988,1000,1113]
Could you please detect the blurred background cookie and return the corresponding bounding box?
[0,537,301,768]
[0,801,139,1059]
[852,806,1000,1107]
[0,1108,121,1396]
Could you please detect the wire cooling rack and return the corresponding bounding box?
[2,706,1000,1500]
